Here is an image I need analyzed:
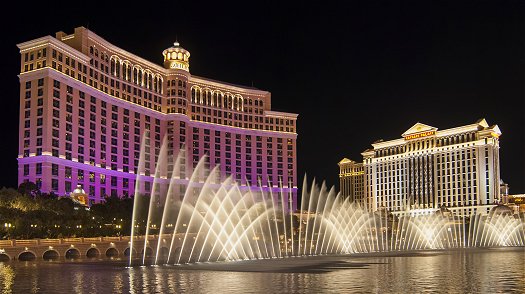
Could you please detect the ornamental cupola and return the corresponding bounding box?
[162,42,190,72]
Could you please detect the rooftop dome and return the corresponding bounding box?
[162,42,190,71]
[70,185,89,207]
[71,185,86,195]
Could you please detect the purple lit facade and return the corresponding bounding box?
[17,27,298,210]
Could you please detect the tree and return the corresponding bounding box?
[17,181,40,197]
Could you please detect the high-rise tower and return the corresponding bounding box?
[17,27,298,211]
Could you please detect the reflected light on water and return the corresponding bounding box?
[73,270,83,293]
[112,272,123,293]
[0,263,15,294]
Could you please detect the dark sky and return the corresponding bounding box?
[1,1,523,193]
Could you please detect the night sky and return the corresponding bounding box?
[1,1,523,193]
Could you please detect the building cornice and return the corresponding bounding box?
[190,76,269,96]
[435,123,481,137]
[372,138,405,149]
[371,119,496,149]
[86,30,168,75]
[265,110,299,119]
[17,36,90,63]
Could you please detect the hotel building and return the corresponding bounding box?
[17,27,298,210]
[339,119,502,216]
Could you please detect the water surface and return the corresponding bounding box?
[0,248,523,293]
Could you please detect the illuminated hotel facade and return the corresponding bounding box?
[339,119,502,216]
[17,27,298,210]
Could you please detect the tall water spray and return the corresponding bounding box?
[129,148,525,266]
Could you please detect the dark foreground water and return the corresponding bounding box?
[0,248,523,293]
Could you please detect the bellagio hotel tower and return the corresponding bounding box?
[17,27,298,210]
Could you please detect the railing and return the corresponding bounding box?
[13,240,39,246]
[63,237,84,243]
[83,237,104,242]
[39,239,61,245]
[0,234,184,248]
[0,240,14,247]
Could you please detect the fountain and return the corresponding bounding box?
[129,146,525,266]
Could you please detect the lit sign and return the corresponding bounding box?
[170,62,189,71]
[404,131,436,140]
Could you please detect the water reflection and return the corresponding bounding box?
[73,270,83,293]
[0,263,15,294]
[0,249,523,293]
[112,272,123,293]
[128,267,136,294]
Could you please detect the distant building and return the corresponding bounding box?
[500,179,510,203]
[506,194,525,214]
[17,27,298,211]
[339,119,502,216]
[338,158,364,203]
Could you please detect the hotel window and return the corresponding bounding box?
[141,181,151,192]
[33,163,42,176]
[51,179,58,191]
[52,164,59,176]
[76,169,84,180]
[52,99,61,108]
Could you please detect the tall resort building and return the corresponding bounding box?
[339,119,502,216]
[17,27,298,210]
